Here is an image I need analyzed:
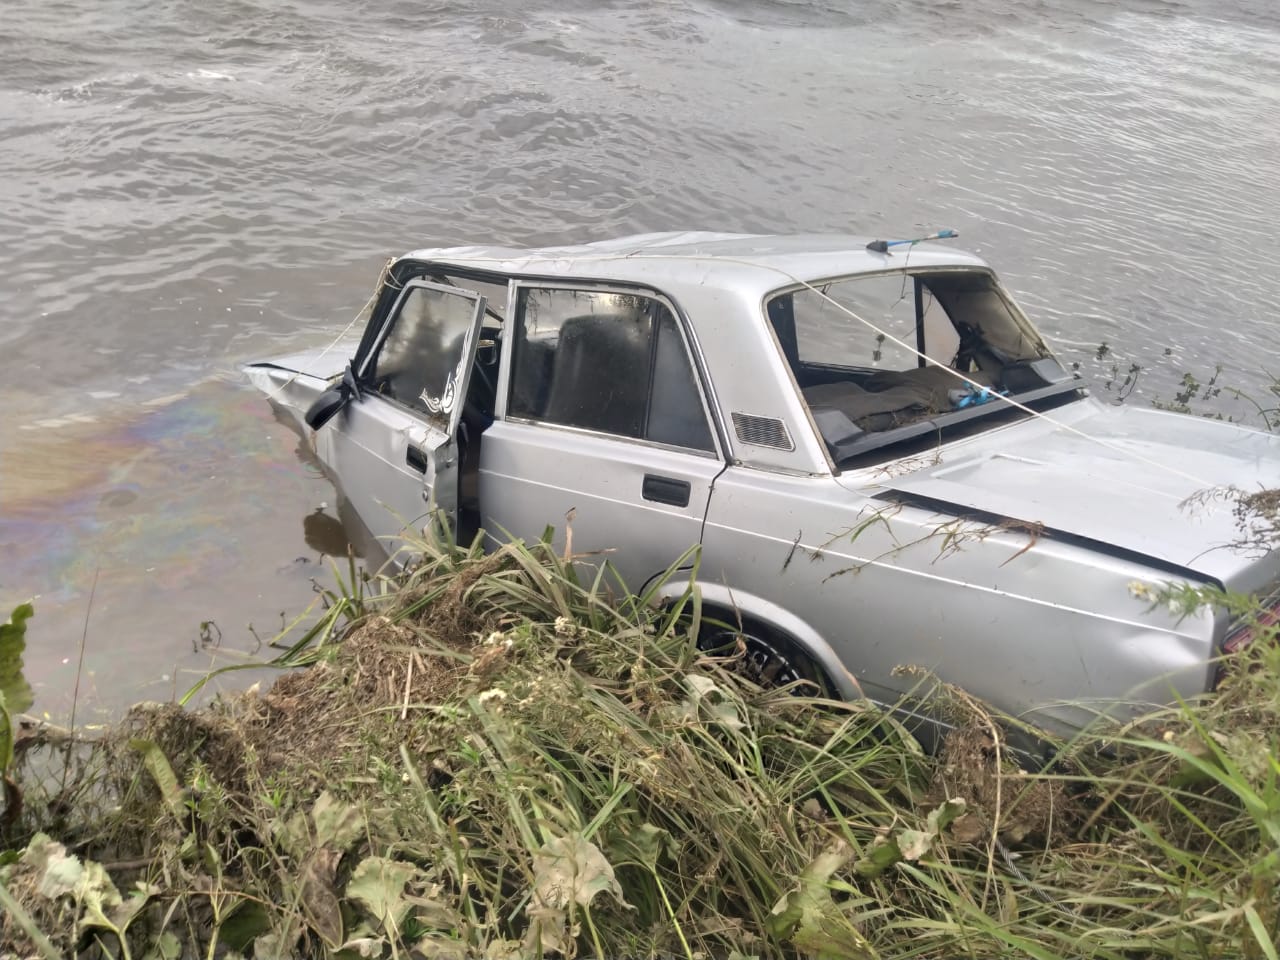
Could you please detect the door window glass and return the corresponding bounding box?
[648,310,715,450]
[510,288,714,452]
[370,283,483,428]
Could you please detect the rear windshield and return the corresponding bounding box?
[768,270,1080,462]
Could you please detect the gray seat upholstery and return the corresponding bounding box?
[541,314,650,437]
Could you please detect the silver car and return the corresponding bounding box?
[248,232,1280,736]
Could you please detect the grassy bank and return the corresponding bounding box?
[2,536,1278,959]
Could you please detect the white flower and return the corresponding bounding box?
[478,688,508,706]
[554,616,577,637]
[1128,580,1156,601]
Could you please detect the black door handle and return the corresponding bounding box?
[642,474,691,508]
[406,445,428,474]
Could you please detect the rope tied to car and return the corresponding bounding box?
[257,257,396,404]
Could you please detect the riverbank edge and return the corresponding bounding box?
[2,536,1278,959]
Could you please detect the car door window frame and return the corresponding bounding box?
[356,277,489,437]
[498,280,725,460]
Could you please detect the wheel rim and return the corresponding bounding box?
[701,629,806,689]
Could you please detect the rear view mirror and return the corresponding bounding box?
[305,364,364,430]
[305,387,348,430]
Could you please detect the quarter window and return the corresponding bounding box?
[509,288,715,453]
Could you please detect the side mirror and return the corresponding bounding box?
[305,386,348,430]
[304,363,363,430]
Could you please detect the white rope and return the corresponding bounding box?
[400,246,1219,489]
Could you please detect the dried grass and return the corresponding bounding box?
[3,536,1278,960]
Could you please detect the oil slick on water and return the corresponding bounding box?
[0,381,348,721]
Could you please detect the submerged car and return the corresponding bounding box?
[247,232,1280,737]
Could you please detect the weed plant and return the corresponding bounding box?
[1,534,1278,959]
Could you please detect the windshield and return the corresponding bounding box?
[767,269,1080,462]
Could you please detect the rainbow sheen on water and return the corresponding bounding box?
[1,381,341,717]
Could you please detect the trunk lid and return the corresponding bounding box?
[851,400,1280,592]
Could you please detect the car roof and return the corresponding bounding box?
[397,232,990,294]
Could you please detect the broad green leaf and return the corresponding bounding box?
[129,738,185,821]
[0,602,34,716]
[218,900,272,951]
[75,859,125,932]
[854,798,966,875]
[312,790,365,849]
[142,930,182,960]
[346,856,422,931]
[628,822,673,870]
[925,797,967,834]
[532,833,625,911]
[768,844,876,960]
[272,808,311,859]
[853,838,903,879]
[110,881,160,931]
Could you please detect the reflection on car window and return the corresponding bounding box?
[790,274,960,370]
[510,288,714,452]
[370,284,481,426]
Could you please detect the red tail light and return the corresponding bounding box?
[1222,596,1280,654]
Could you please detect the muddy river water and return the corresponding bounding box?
[2,0,1279,717]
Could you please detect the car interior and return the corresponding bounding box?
[767,270,1080,461]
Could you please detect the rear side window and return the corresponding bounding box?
[509,288,715,453]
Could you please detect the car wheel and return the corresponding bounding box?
[696,623,822,693]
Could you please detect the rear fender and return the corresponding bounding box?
[652,580,863,701]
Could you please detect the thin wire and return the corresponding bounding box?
[259,257,396,402]
[400,246,1218,488]
[62,563,99,793]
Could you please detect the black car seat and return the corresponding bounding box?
[541,314,650,437]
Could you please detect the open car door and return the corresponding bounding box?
[325,278,487,556]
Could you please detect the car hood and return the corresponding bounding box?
[848,400,1280,591]
[249,341,357,381]
[243,341,359,425]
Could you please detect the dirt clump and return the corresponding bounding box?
[927,725,1079,848]
[233,615,474,788]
